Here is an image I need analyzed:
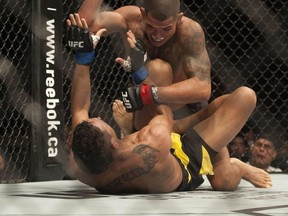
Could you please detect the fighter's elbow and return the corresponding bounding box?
[76,9,92,24]
[203,88,211,101]
[199,82,211,101]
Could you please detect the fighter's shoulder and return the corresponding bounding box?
[179,16,205,36]
[114,6,142,19]
[137,121,169,144]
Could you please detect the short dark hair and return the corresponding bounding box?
[144,0,180,21]
[72,121,113,174]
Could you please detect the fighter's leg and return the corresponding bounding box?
[193,86,271,189]
[173,94,228,134]
[194,86,256,152]
[145,58,173,87]
[112,99,133,136]
[134,59,173,130]
[207,147,272,191]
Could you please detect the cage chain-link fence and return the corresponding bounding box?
[0,0,287,183]
[0,0,31,182]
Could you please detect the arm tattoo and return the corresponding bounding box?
[184,31,203,56]
[182,30,211,82]
[98,144,160,193]
[133,144,160,171]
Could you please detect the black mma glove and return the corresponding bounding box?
[130,40,148,84]
[121,84,158,112]
[66,25,100,65]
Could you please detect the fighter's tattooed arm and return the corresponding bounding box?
[98,144,159,193]
[182,23,211,83]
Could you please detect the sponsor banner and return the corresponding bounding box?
[40,1,64,166]
[40,0,64,166]
[32,0,65,180]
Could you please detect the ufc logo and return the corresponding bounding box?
[121,91,132,109]
[68,41,84,48]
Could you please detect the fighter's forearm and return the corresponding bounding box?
[78,0,103,27]
[157,78,211,105]
[78,0,128,35]
[71,64,91,128]
[154,104,173,126]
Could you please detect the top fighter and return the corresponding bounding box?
[77,0,211,134]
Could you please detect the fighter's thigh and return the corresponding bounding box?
[193,87,256,152]
[146,58,173,86]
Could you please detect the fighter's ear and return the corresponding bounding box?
[177,12,184,23]
[111,138,119,149]
[140,7,146,18]
[272,150,277,160]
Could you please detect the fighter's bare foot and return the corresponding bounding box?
[231,158,272,188]
[112,99,133,136]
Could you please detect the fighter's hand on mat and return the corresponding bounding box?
[66,13,106,65]
[121,84,158,112]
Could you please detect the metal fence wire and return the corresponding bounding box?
[0,0,287,183]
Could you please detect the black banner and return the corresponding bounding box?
[31,0,65,181]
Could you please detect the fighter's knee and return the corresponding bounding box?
[236,86,257,108]
[147,58,172,72]
[209,175,239,191]
[213,183,238,191]
[146,58,172,86]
